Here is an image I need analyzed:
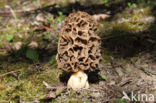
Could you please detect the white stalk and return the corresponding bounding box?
[67,70,89,90]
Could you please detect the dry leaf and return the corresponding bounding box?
[93,14,110,21]
[28,41,38,49]
[13,42,22,51]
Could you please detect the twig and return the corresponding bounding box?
[0,70,19,78]
[42,25,59,35]
[0,7,35,17]
[43,81,56,90]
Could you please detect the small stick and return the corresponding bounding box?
[43,81,56,90]
[0,70,19,78]
[42,25,59,35]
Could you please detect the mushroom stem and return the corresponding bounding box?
[67,70,89,90]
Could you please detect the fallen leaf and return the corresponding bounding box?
[93,14,110,21]
[28,41,38,49]
[13,42,22,51]
[43,81,56,90]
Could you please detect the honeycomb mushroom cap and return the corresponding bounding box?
[56,11,102,72]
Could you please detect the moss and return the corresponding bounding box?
[0,51,7,61]
[52,99,83,103]
[3,23,30,42]
[98,6,155,59]
[0,59,62,102]
[0,22,31,51]
[0,80,43,101]
[99,7,153,36]
[53,90,84,103]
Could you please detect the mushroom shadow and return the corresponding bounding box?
[59,71,72,84]
[87,69,102,83]
[59,69,102,84]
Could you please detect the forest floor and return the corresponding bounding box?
[0,0,156,103]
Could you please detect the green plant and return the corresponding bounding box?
[128,2,137,8]
[84,93,95,97]
[102,0,110,6]
[98,73,107,79]
[46,16,52,23]
[116,98,127,103]
[49,55,56,65]
[76,0,81,3]
[26,49,39,62]
[56,91,61,95]
[44,31,51,40]
[56,11,66,24]
[6,34,14,41]
[56,35,59,42]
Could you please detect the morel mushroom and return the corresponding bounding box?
[56,11,101,90]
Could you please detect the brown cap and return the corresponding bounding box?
[56,11,101,72]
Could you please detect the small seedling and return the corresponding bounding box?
[49,55,56,65]
[76,0,80,2]
[46,17,52,23]
[56,11,66,24]
[128,2,137,8]
[6,34,14,41]
[56,35,59,42]
[116,98,127,103]
[44,31,51,40]
[26,49,39,62]
[56,91,61,96]
[102,0,110,6]
[98,73,107,79]
[84,93,95,97]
